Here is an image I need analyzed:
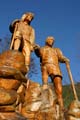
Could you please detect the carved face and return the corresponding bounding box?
[25,14,33,21]
[48,39,54,46]
[46,37,54,46]
[21,13,34,23]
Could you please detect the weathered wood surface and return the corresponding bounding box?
[0,87,17,105]
[0,112,27,120]
[21,81,61,120]
[0,50,27,75]
[0,50,28,119]
[0,78,21,90]
[67,100,80,120]
[0,50,79,119]
[0,66,27,83]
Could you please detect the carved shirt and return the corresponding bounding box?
[39,46,67,76]
[15,21,35,45]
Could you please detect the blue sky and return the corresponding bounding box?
[0,0,80,85]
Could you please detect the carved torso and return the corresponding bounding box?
[17,21,34,44]
[39,46,66,76]
[40,46,59,65]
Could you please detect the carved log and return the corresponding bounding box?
[0,50,27,75]
[0,87,17,105]
[0,78,21,90]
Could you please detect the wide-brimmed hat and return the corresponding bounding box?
[9,19,20,33]
[21,12,34,21]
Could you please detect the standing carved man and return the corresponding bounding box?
[34,36,69,111]
[9,12,35,72]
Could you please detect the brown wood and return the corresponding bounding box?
[66,62,78,101]
[10,23,18,50]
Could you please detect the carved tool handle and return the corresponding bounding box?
[10,23,18,50]
[66,62,78,101]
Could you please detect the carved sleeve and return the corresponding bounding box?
[55,48,69,63]
[30,28,35,45]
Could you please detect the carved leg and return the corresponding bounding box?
[53,77,64,110]
[13,38,21,50]
[41,66,48,90]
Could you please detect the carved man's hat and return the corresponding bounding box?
[46,36,55,43]
[9,19,20,33]
[9,12,34,33]
[21,12,34,21]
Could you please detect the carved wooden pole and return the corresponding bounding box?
[66,62,78,101]
[10,23,18,50]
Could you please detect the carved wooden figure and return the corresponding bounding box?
[34,36,69,112]
[9,12,35,72]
